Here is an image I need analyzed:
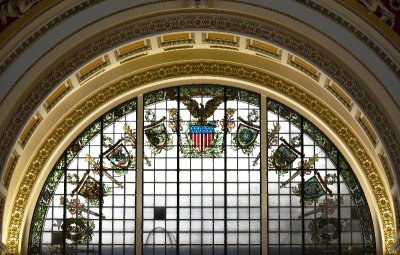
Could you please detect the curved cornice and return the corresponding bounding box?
[333,0,400,49]
[0,6,398,202]
[295,0,400,77]
[4,61,395,253]
[1,0,399,53]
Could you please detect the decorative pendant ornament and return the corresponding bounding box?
[60,196,105,218]
[267,123,280,148]
[390,0,400,11]
[309,217,339,245]
[247,109,260,123]
[62,217,95,244]
[168,108,183,133]
[219,108,236,132]
[299,196,343,219]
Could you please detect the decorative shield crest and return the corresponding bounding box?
[302,176,328,199]
[77,176,102,200]
[144,116,168,150]
[292,172,333,205]
[71,172,111,206]
[231,116,260,156]
[272,140,301,169]
[189,125,215,152]
[237,123,259,149]
[103,139,131,169]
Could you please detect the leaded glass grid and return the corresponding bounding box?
[142,85,261,255]
[29,99,137,254]
[267,99,375,254]
[29,85,375,255]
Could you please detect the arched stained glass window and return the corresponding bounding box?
[30,99,137,254]
[266,99,375,254]
[29,85,375,255]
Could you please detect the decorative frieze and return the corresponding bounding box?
[202,32,239,47]
[76,55,110,83]
[324,79,353,111]
[379,151,395,188]
[246,39,282,60]
[115,39,151,60]
[1,150,19,189]
[356,111,379,148]
[18,112,42,148]
[158,33,195,48]
[287,54,320,81]
[44,81,73,112]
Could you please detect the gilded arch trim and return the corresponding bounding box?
[5,62,395,254]
[0,13,399,198]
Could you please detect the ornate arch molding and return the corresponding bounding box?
[3,61,395,254]
[1,6,399,200]
[0,3,399,254]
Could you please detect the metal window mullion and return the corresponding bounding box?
[224,87,228,255]
[112,120,115,255]
[337,151,342,253]
[261,95,268,255]
[177,87,181,255]
[300,117,305,255]
[99,117,104,255]
[136,95,144,255]
[123,124,127,255]
[63,153,67,254]
[234,99,237,253]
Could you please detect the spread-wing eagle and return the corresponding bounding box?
[181,96,224,125]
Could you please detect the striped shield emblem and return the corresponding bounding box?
[189,125,215,152]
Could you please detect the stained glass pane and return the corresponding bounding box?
[29,86,375,255]
[29,99,137,254]
[143,85,261,255]
[267,99,375,254]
